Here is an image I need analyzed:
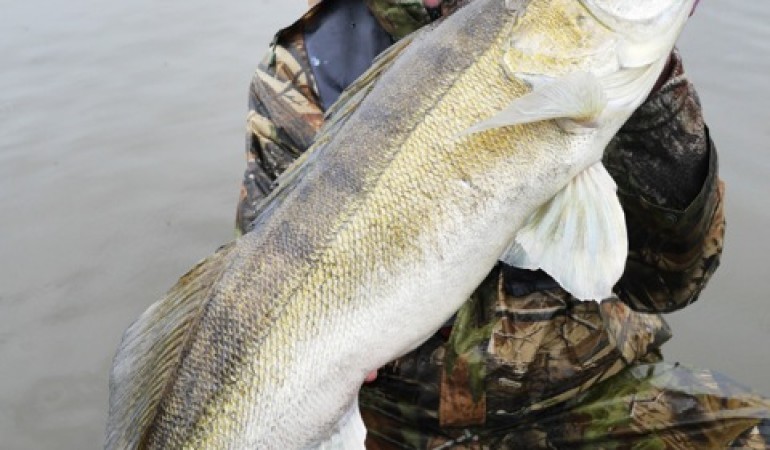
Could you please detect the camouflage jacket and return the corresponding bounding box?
[236,0,727,437]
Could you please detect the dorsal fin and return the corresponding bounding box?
[105,242,237,449]
[323,30,417,125]
[249,31,421,229]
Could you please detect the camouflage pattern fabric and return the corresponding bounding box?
[236,4,325,233]
[363,0,433,39]
[364,0,465,38]
[362,362,770,449]
[605,54,726,314]
[236,1,770,448]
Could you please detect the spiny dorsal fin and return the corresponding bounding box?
[501,162,627,300]
[105,242,237,449]
[323,30,417,125]
[248,32,422,230]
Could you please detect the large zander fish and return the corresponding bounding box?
[107,0,696,448]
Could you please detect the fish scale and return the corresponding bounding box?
[107,0,695,448]
[149,7,526,444]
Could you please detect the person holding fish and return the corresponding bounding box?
[232,0,770,448]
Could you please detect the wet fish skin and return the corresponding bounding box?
[106,0,695,448]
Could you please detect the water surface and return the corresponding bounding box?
[0,1,767,448]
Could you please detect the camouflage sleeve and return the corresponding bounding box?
[365,0,468,39]
[236,34,324,235]
[603,50,725,313]
[364,0,432,39]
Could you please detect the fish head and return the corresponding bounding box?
[487,0,695,166]
[502,0,695,86]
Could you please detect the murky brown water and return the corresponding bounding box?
[1,1,768,448]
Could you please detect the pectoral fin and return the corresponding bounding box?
[459,72,607,137]
[501,163,627,301]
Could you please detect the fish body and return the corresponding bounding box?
[106,0,695,448]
